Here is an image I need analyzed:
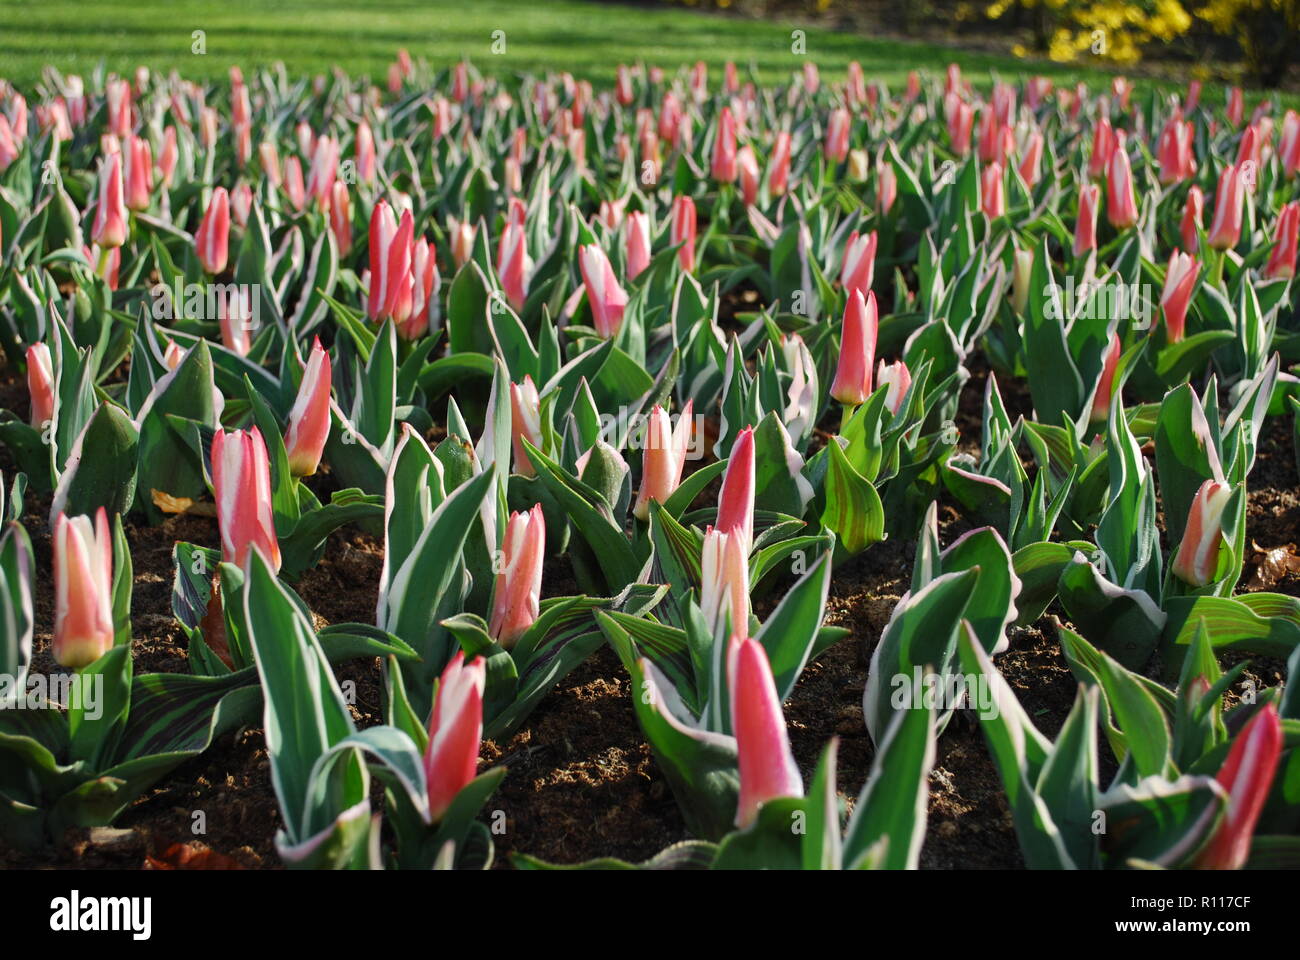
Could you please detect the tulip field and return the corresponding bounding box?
[0,46,1299,874]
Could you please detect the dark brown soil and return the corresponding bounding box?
[0,356,1295,870]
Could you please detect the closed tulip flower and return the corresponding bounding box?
[1263,201,1299,281]
[1195,703,1282,870]
[876,359,912,416]
[830,289,878,408]
[825,107,850,164]
[730,636,802,828]
[488,504,545,647]
[123,134,152,211]
[633,401,693,521]
[841,229,877,300]
[1087,117,1114,179]
[449,216,476,268]
[424,651,486,822]
[578,243,628,339]
[737,144,760,206]
[1011,248,1033,314]
[768,130,791,196]
[625,210,652,280]
[212,427,281,572]
[1090,334,1122,423]
[26,343,54,430]
[711,106,737,183]
[1207,164,1245,251]
[284,338,332,477]
[1171,479,1233,586]
[195,186,230,275]
[671,195,697,273]
[53,508,115,669]
[91,152,128,249]
[717,426,755,554]
[1018,128,1043,188]
[1160,250,1199,344]
[1181,185,1204,253]
[981,161,1005,219]
[1074,183,1099,257]
[1106,147,1137,230]
[366,200,415,325]
[498,218,532,312]
[329,181,352,255]
[404,237,439,340]
[509,376,542,477]
[877,156,897,215]
[701,527,750,639]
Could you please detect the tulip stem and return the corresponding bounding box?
[96,244,112,278]
[840,402,858,432]
[1209,248,1225,289]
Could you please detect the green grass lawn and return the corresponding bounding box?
[0,0,1236,99]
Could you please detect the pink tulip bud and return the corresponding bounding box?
[729,636,802,828]
[1180,185,1204,253]
[1074,183,1099,257]
[691,61,708,103]
[825,107,850,164]
[1171,479,1233,586]
[498,218,532,312]
[1195,703,1282,869]
[195,186,230,274]
[906,70,922,102]
[1106,147,1137,230]
[424,651,485,822]
[579,243,628,339]
[404,237,439,340]
[106,78,132,138]
[305,134,338,211]
[230,181,252,228]
[717,426,755,555]
[509,376,542,477]
[158,126,178,187]
[847,62,867,106]
[198,106,218,149]
[0,116,17,172]
[1226,86,1244,128]
[1185,80,1202,112]
[737,145,760,207]
[284,155,306,212]
[488,504,545,647]
[1207,164,1245,251]
[163,339,185,370]
[212,427,280,572]
[1280,110,1300,177]
[711,106,738,183]
[1160,250,1200,344]
[1236,123,1262,171]
[702,527,750,638]
[449,217,476,268]
[668,195,697,275]
[830,289,878,407]
[1157,115,1196,185]
[1264,202,1299,281]
[769,131,791,197]
[616,64,634,106]
[977,109,1003,165]
[259,141,282,188]
[122,134,152,211]
[217,285,254,356]
[1088,117,1115,179]
[634,402,693,521]
[366,200,415,325]
[91,153,128,249]
[26,343,54,430]
[1090,334,1122,423]
[841,229,877,300]
[625,211,652,280]
[981,161,1006,219]
[284,339,332,477]
[53,509,114,669]
[876,359,912,416]
[946,97,973,156]
[355,121,376,185]
[329,181,352,255]
[877,156,897,215]
[1019,128,1044,188]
